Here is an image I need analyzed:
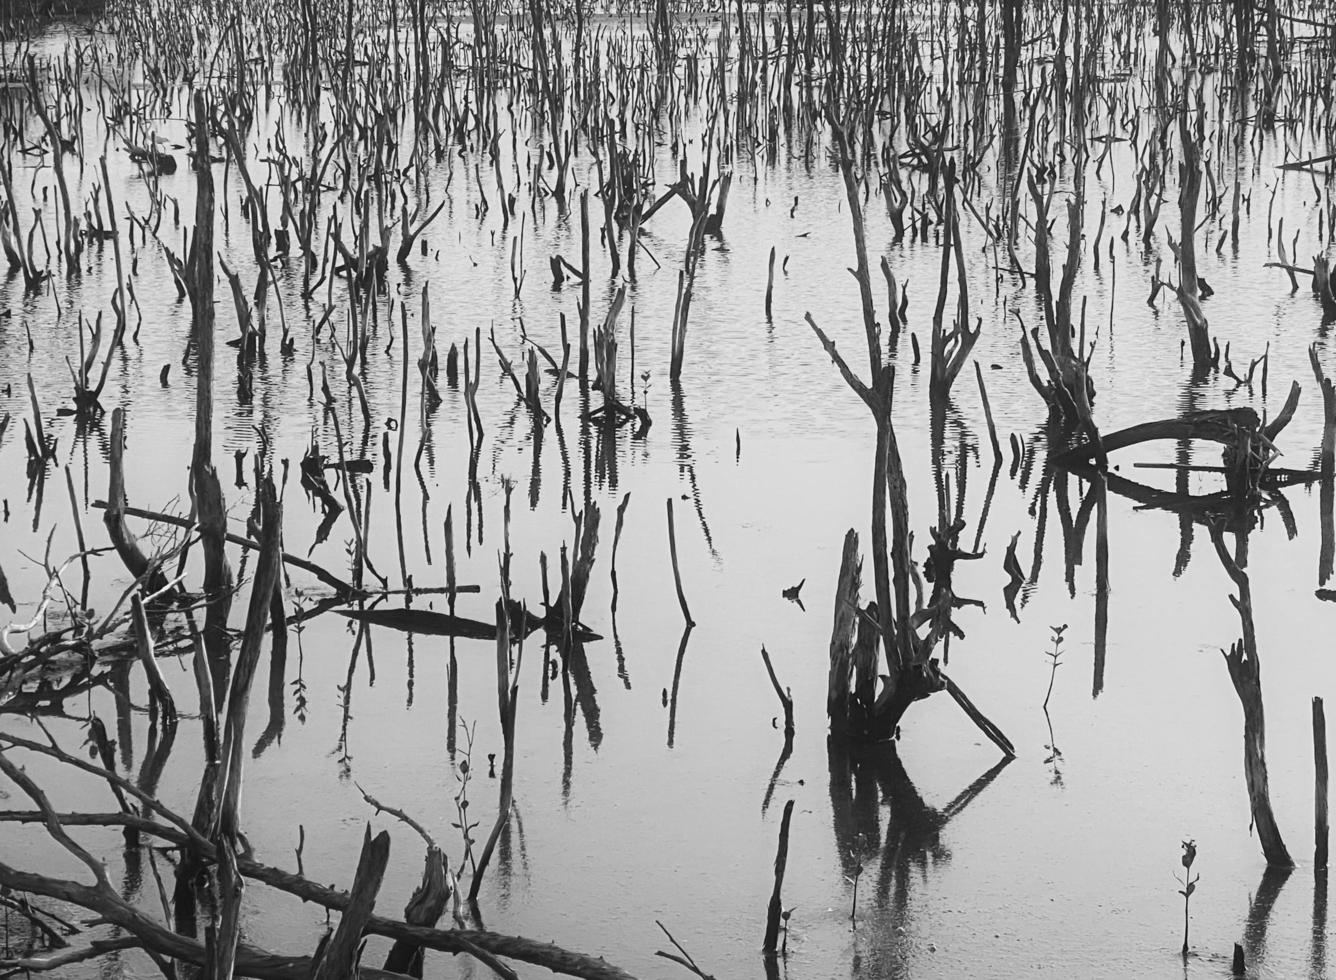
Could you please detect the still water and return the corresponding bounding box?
[2,9,1335,978]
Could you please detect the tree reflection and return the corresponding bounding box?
[828,739,1010,978]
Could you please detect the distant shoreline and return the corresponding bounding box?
[9,0,104,18]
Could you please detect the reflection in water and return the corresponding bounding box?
[1093,475,1109,698]
[253,595,289,758]
[529,412,545,508]
[335,616,370,779]
[1314,870,1329,980]
[828,740,1010,979]
[137,699,177,800]
[666,625,693,749]
[1047,460,1111,697]
[564,640,603,752]
[969,457,1001,555]
[110,661,134,772]
[669,381,718,560]
[1243,866,1291,971]
[1173,383,1201,578]
[761,729,794,817]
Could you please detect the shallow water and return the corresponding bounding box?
[3,9,1336,980]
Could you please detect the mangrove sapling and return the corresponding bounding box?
[846,849,865,924]
[1042,624,1065,774]
[450,718,481,884]
[1177,839,1200,957]
[1042,624,1066,712]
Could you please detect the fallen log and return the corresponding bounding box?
[90,500,478,599]
[1057,407,1281,496]
[1058,408,1265,463]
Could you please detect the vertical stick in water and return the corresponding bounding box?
[64,467,90,611]
[469,599,520,902]
[611,492,631,612]
[188,89,234,670]
[974,360,1000,461]
[666,497,694,626]
[1317,697,1329,869]
[395,305,411,589]
[580,189,591,379]
[444,505,456,617]
[765,244,776,319]
[132,593,175,721]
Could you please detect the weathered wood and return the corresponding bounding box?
[1317,697,1329,870]
[131,594,175,721]
[928,161,980,400]
[213,475,283,839]
[1178,109,1213,369]
[337,605,587,641]
[1313,347,1336,479]
[187,90,233,662]
[383,847,450,976]
[611,492,631,609]
[579,190,591,379]
[214,840,244,980]
[91,499,383,597]
[764,246,776,319]
[666,498,693,626]
[567,502,601,621]
[1260,380,1302,442]
[942,671,1017,758]
[1058,408,1265,465]
[827,529,861,725]
[0,809,637,980]
[760,646,794,736]
[850,602,880,709]
[104,409,169,595]
[311,825,392,980]
[1208,525,1293,867]
[975,360,1001,461]
[0,558,13,613]
[1315,255,1336,318]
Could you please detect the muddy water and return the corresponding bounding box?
[2,15,1336,980]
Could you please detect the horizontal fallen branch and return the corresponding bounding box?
[90,500,478,599]
[0,808,636,980]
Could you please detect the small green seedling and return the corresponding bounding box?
[845,850,866,925]
[1177,839,1199,957]
[1042,624,1066,712]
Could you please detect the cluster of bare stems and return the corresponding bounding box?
[4,0,1336,972]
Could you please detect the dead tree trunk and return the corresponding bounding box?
[807,117,1011,755]
[1208,524,1293,868]
[104,409,169,595]
[1179,108,1214,371]
[187,89,235,696]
